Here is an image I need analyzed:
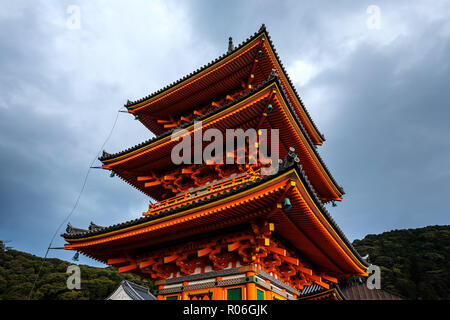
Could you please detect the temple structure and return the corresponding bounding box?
[62,25,368,300]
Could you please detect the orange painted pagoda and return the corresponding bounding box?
[62,25,368,300]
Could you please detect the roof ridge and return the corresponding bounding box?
[263,32,325,141]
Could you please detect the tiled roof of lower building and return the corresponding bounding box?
[341,283,404,300]
[120,280,156,300]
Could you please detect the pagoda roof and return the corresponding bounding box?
[125,24,325,145]
[99,78,344,202]
[62,162,367,277]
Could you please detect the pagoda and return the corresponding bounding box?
[62,25,368,300]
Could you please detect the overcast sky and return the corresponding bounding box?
[1,0,449,267]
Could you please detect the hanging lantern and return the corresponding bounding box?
[267,104,273,113]
[110,171,116,178]
[283,197,292,211]
[134,114,139,120]
[72,252,79,262]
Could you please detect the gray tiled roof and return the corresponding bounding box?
[121,280,156,300]
[299,283,328,296]
[299,283,348,300]
[341,283,404,300]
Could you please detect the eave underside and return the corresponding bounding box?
[63,167,366,277]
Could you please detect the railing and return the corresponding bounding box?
[144,169,261,215]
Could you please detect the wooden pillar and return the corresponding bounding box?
[264,280,272,300]
[246,272,256,300]
[157,285,165,300]
[213,276,224,300]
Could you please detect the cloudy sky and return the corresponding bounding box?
[1,0,449,267]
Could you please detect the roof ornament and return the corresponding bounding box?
[281,147,300,169]
[89,221,104,231]
[259,24,266,32]
[102,150,111,158]
[227,37,234,53]
[65,223,88,235]
[125,99,132,107]
[268,69,278,81]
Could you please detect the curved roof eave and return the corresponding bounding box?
[62,163,366,269]
[100,78,344,197]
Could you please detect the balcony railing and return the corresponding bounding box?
[144,169,261,216]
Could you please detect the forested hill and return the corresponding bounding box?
[0,247,153,300]
[352,225,450,300]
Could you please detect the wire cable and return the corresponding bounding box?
[28,107,124,299]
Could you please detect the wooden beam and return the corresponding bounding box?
[281,255,299,265]
[227,242,241,252]
[137,176,154,181]
[163,254,179,264]
[255,112,268,131]
[250,59,258,75]
[144,181,162,187]
[268,245,286,256]
[308,274,322,282]
[197,248,212,257]
[118,263,138,273]
[256,238,270,247]
[261,223,274,234]
[247,57,259,87]
[163,123,178,129]
[298,266,313,275]
[321,274,338,284]
[139,260,155,269]
[107,258,127,265]
[314,280,329,290]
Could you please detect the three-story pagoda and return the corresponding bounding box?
[62,25,368,300]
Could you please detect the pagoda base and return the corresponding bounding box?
[154,265,298,300]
